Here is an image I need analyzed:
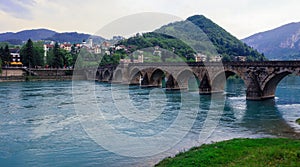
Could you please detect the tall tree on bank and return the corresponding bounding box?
[4,45,10,65]
[21,39,34,68]
[0,57,2,73]
[0,45,11,67]
[21,39,44,68]
[53,42,64,68]
[32,41,45,67]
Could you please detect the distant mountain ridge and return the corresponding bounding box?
[242,22,300,60]
[0,28,105,45]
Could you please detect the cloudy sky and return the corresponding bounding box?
[0,0,299,39]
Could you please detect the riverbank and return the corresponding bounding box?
[155,138,300,167]
[0,75,73,82]
[0,68,87,82]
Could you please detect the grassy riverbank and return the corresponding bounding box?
[156,138,300,167]
[297,118,300,125]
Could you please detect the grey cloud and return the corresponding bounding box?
[16,0,36,6]
[0,0,36,19]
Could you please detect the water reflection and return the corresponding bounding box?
[242,100,300,138]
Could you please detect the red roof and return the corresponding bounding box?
[62,44,72,47]
[46,44,54,48]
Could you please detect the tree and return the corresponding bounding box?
[246,56,255,62]
[21,39,34,68]
[61,49,73,67]
[52,42,64,68]
[32,41,45,67]
[70,44,79,67]
[46,49,54,67]
[222,54,232,62]
[0,47,4,64]
[0,45,11,67]
[21,39,45,68]
[71,44,77,55]
[0,57,2,74]
[3,45,10,65]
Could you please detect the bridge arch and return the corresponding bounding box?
[199,73,212,94]
[112,69,123,83]
[102,70,111,82]
[211,70,245,93]
[149,68,165,87]
[262,71,292,99]
[96,71,101,81]
[129,68,143,85]
[166,74,179,90]
[175,69,199,91]
[141,73,150,86]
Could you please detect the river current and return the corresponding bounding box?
[0,76,299,166]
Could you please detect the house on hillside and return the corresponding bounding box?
[93,46,101,54]
[235,56,247,62]
[210,55,222,62]
[195,53,207,62]
[101,41,111,50]
[115,45,127,51]
[60,43,72,52]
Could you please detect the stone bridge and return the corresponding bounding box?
[88,61,300,100]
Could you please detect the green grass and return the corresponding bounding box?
[296,118,300,125]
[155,138,300,167]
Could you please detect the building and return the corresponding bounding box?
[9,48,22,66]
[210,55,222,62]
[195,53,207,62]
[137,50,144,63]
[93,46,101,54]
[153,46,161,56]
[101,41,111,50]
[88,38,93,48]
[60,43,72,52]
[44,44,54,64]
[235,56,247,62]
[115,45,127,51]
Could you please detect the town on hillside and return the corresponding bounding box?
[0,36,250,70]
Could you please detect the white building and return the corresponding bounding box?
[210,55,222,62]
[9,49,22,66]
[195,53,207,62]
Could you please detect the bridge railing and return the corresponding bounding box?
[96,61,300,69]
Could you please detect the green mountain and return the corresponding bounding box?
[159,15,265,61]
[117,15,265,62]
[242,22,300,60]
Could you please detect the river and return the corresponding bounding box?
[0,76,299,166]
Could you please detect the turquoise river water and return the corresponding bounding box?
[0,76,299,166]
